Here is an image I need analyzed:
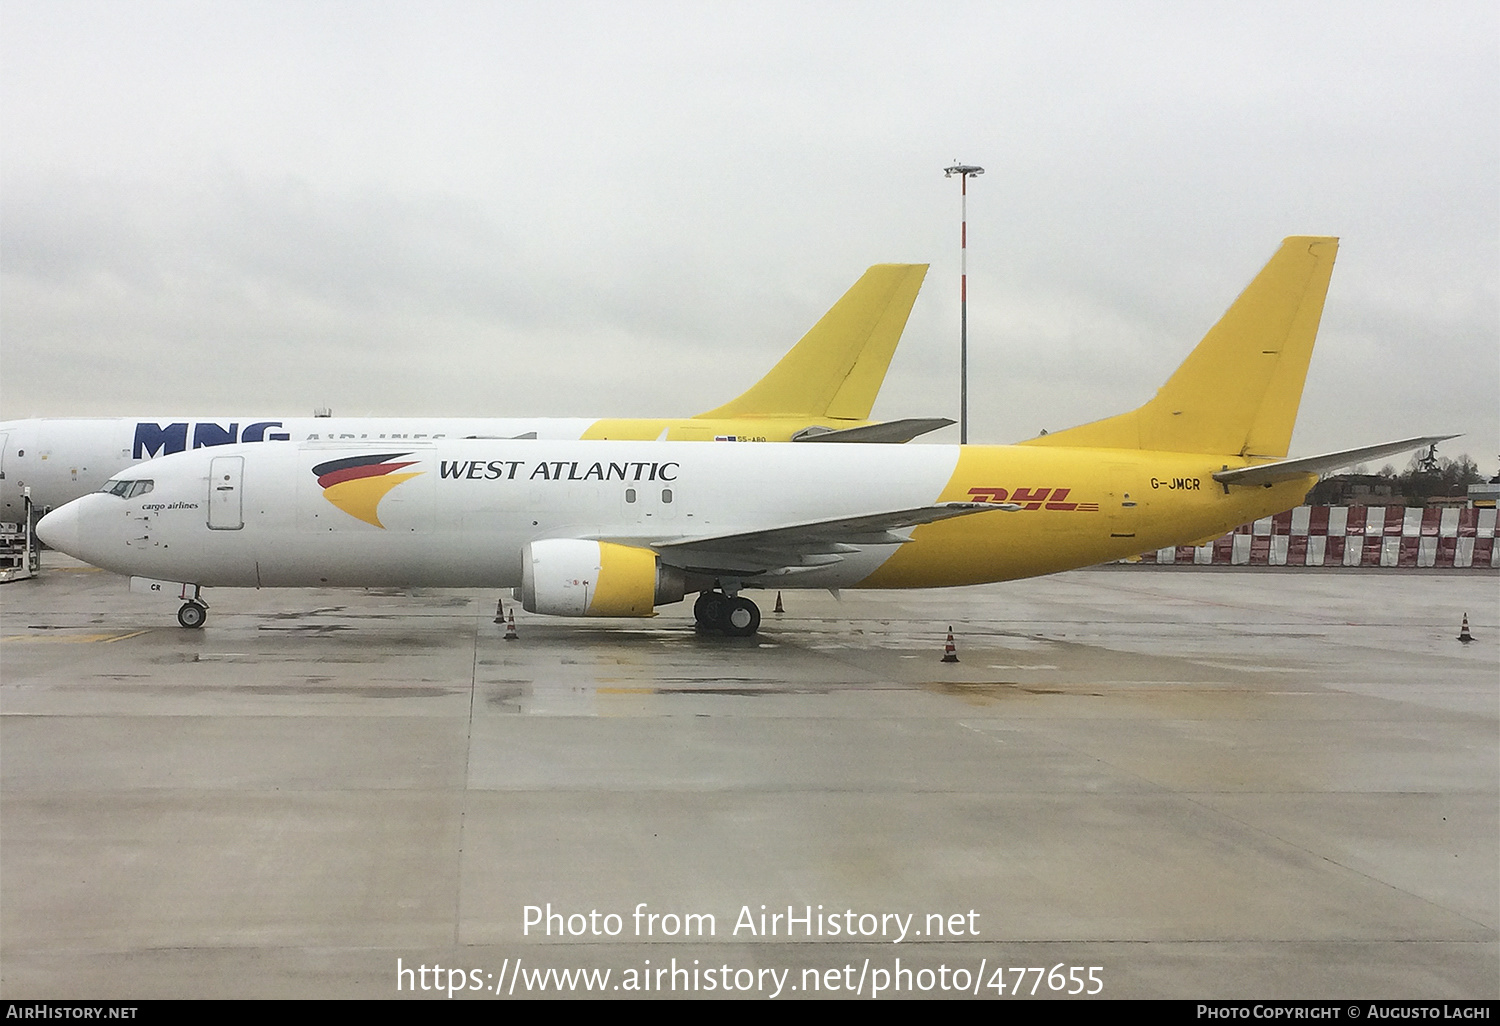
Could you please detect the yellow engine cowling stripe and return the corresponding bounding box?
[586,542,660,616]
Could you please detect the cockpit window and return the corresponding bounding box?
[100,479,154,499]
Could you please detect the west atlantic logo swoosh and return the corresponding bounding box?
[312,453,421,528]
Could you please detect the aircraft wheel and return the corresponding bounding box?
[693,591,726,628]
[177,602,207,629]
[720,596,761,637]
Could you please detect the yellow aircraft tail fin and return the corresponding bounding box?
[1021,237,1338,458]
[694,264,928,422]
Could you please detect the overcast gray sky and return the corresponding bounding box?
[2,1,1495,473]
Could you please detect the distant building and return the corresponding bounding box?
[1305,475,1397,506]
[1469,481,1499,509]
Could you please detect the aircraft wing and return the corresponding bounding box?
[651,501,1016,576]
[791,417,954,443]
[1211,435,1459,487]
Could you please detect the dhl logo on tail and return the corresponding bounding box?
[312,453,421,528]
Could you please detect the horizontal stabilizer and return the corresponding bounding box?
[652,501,1016,576]
[791,417,954,443]
[1211,435,1458,487]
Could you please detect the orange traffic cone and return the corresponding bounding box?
[494,600,505,625]
[773,591,784,614]
[941,626,959,663]
[505,609,519,641]
[1458,613,1473,643]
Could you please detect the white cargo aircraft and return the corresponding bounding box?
[37,238,1450,635]
[1,264,945,521]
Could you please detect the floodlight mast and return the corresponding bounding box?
[944,163,984,444]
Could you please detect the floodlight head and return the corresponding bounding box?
[944,164,984,178]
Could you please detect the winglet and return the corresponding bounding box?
[694,264,928,421]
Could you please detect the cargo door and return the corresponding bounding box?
[208,456,244,530]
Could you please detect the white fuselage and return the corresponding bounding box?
[37,439,959,592]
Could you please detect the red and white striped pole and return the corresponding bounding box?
[945,163,984,444]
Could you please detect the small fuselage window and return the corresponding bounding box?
[100,478,154,499]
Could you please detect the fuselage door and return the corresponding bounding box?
[0,431,11,518]
[1107,463,1139,540]
[208,456,244,530]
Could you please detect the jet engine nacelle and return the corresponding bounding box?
[521,539,685,616]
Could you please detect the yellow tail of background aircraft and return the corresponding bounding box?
[37,237,1451,634]
[583,262,942,442]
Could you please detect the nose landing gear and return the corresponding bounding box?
[173,584,208,629]
[177,601,208,629]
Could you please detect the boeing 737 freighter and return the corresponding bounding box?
[1,264,944,520]
[37,238,1451,634]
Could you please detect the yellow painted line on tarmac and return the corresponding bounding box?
[6,634,121,644]
[52,567,103,573]
[5,630,149,644]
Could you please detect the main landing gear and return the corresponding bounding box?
[693,589,761,637]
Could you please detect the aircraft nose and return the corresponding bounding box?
[36,502,80,555]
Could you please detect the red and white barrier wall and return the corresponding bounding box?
[1135,506,1499,568]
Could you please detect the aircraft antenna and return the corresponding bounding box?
[944,163,984,444]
